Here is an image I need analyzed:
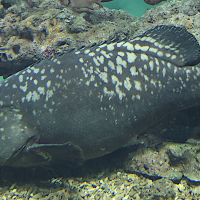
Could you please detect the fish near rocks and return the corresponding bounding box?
[59,0,113,10]
[144,0,167,5]
[0,25,200,167]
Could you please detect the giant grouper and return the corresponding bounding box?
[0,25,200,167]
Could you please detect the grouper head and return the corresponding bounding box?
[0,107,39,166]
[0,107,84,167]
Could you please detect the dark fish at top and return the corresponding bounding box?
[144,0,167,5]
[0,25,200,167]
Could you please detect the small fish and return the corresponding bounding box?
[60,0,113,10]
[144,0,167,5]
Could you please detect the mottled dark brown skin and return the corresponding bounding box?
[144,0,166,5]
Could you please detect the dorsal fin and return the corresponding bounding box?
[130,25,200,67]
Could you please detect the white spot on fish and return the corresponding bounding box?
[97,55,104,64]
[88,52,95,57]
[143,74,149,82]
[46,80,51,88]
[12,84,17,89]
[149,47,158,53]
[147,37,156,43]
[111,75,125,100]
[82,67,88,78]
[149,60,154,71]
[107,43,115,51]
[26,91,32,102]
[41,69,45,74]
[144,84,148,91]
[19,81,28,92]
[95,68,108,83]
[27,69,32,73]
[41,75,47,80]
[122,42,134,51]
[37,87,45,95]
[124,77,132,91]
[134,43,143,51]
[157,51,164,57]
[33,110,36,116]
[19,75,23,83]
[100,50,112,59]
[84,49,90,54]
[155,58,159,66]
[167,62,171,69]
[134,80,142,91]
[116,65,122,74]
[103,87,115,100]
[21,97,25,103]
[116,56,127,68]
[140,45,149,51]
[93,57,100,66]
[50,68,55,73]
[45,89,54,102]
[140,54,148,61]
[143,64,147,70]
[150,79,156,87]
[33,79,38,85]
[32,67,40,74]
[32,91,40,102]
[49,108,53,114]
[136,94,141,100]
[130,66,138,76]
[162,68,166,77]
[108,60,115,70]
[118,51,125,57]
[99,44,107,48]
[75,51,80,55]
[126,52,137,63]
[79,58,84,63]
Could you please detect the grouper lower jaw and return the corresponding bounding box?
[0,25,200,167]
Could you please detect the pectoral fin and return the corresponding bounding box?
[0,107,39,166]
[5,142,84,167]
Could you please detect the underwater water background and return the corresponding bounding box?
[104,0,170,17]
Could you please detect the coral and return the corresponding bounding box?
[0,0,137,78]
